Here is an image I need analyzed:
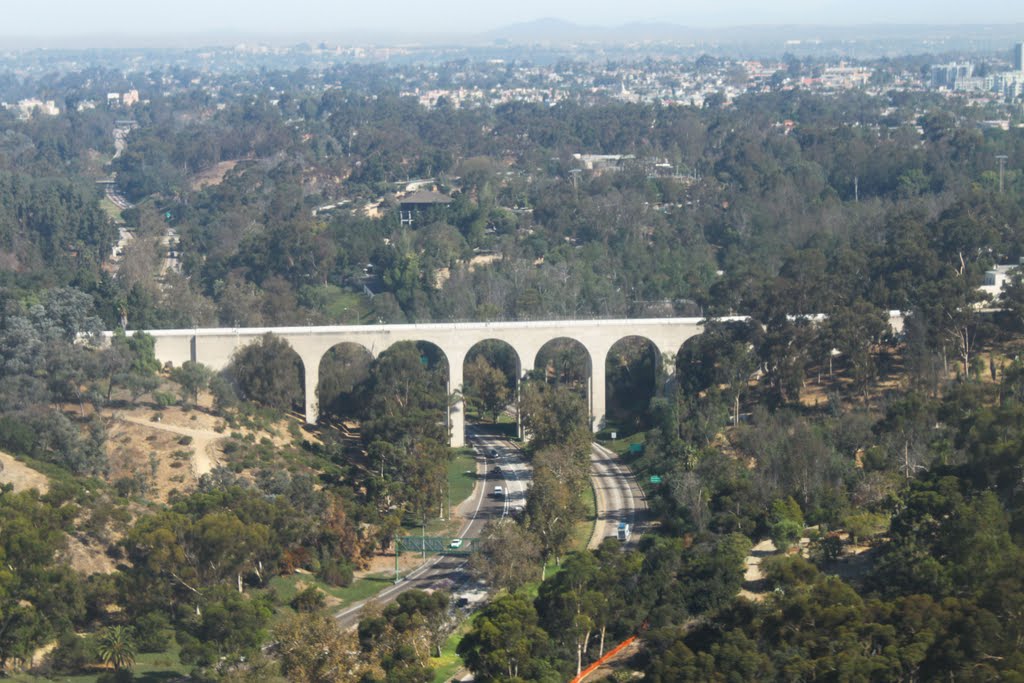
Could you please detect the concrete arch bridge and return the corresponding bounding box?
[113,314,901,447]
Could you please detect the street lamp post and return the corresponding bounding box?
[394,541,401,584]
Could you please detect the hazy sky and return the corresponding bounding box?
[3,0,1023,35]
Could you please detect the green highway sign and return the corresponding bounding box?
[649,475,662,484]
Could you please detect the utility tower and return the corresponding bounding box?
[996,155,1008,194]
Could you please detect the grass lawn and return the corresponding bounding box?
[318,286,370,323]
[430,623,471,683]
[467,414,519,439]
[448,450,478,510]
[418,450,478,537]
[575,479,598,549]
[598,429,647,457]
[12,635,189,683]
[100,196,125,223]
[269,571,395,610]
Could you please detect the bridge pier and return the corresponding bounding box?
[449,357,465,448]
[660,352,677,397]
[303,355,321,426]
[588,344,609,433]
[515,357,524,440]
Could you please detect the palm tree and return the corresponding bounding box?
[97,625,136,672]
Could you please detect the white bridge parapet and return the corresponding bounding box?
[105,312,903,447]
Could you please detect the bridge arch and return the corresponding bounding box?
[462,339,521,425]
[534,336,600,429]
[605,335,662,433]
[316,342,374,423]
[229,332,306,415]
[354,340,454,442]
[119,315,748,444]
[535,337,591,391]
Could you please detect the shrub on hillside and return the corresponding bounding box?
[290,586,326,613]
[318,559,354,588]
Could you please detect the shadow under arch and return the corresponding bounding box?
[362,339,453,442]
[226,331,306,415]
[463,338,522,430]
[533,337,592,395]
[605,334,661,434]
[317,341,374,422]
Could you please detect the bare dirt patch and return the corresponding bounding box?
[190,159,241,190]
[102,401,307,500]
[105,414,202,501]
[114,414,224,479]
[743,538,777,583]
[358,552,429,578]
[580,637,644,681]
[60,535,117,575]
[0,451,50,494]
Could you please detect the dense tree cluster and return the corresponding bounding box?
[3,55,1024,681]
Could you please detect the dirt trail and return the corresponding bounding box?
[744,538,777,582]
[117,415,224,477]
[0,451,50,494]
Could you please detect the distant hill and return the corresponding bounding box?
[3,19,1024,55]
[481,18,1024,55]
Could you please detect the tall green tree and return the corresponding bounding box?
[227,333,303,412]
[96,625,136,672]
[464,355,511,422]
[457,592,555,682]
[470,520,542,592]
[171,360,213,404]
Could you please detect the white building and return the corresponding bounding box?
[981,264,1020,301]
[7,99,60,119]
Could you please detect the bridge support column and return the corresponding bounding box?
[589,352,607,434]
[516,370,523,440]
[449,359,465,448]
[660,353,677,397]
[512,342,544,443]
[303,355,320,425]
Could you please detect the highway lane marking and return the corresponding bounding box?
[588,446,611,548]
[591,442,646,541]
[337,431,492,623]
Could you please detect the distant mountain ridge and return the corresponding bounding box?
[2,18,1023,54]
[483,17,1024,46]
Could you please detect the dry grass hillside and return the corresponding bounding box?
[101,395,302,503]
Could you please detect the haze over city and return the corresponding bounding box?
[4,0,1024,37]
[3,0,1024,677]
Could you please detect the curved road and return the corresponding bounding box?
[333,430,647,630]
[589,442,648,548]
[335,425,529,630]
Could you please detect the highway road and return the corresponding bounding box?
[588,441,648,548]
[335,425,529,630]
[333,430,646,630]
